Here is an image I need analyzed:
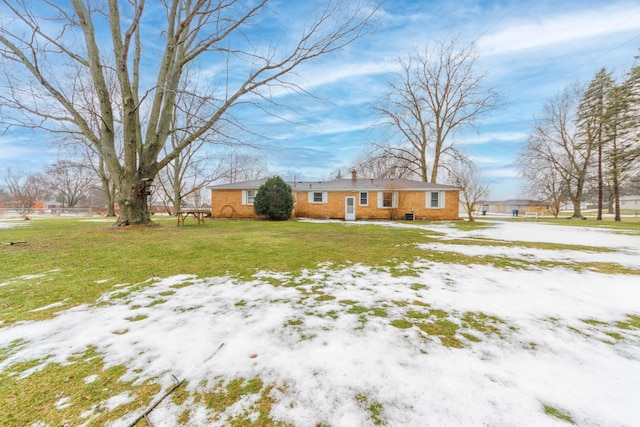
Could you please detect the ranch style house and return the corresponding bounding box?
[209,171,460,221]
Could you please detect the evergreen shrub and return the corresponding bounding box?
[253,176,294,220]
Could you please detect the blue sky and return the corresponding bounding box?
[2,0,640,200]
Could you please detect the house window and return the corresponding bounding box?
[308,191,327,203]
[247,190,256,205]
[377,191,397,208]
[427,191,444,208]
[383,192,393,207]
[242,190,256,205]
[360,192,368,206]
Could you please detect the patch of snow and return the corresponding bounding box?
[54,396,71,410]
[84,374,98,384]
[0,222,639,426]
[102,392,134,411]
[416,242,640,268]
[29,301,66,313]
[80,392,134,423]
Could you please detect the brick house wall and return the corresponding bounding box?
[294,190,459,220]
[210,189,259,218]
[210,175,460,220]
[211,186,459,220]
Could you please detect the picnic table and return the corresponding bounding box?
[176,209,209,226]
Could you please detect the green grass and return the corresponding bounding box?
[0,218,439,325]
[1,216,638,425]
[391,307,510,348]
[543,404,575,424]
[356,394,386,425]
[575,314,640,345]
[0,346,161,426]
[2,217,637,326]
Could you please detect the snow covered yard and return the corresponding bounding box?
[1,220,639,426]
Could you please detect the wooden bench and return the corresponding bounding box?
[176,209,209,226]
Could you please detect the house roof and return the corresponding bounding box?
[210,177,459,192]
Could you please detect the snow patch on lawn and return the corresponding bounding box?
[0,222,639,426]
[0,221,23,228]
[29,301,67,313]
[416,242,640,268]
[54,397,71,410]
[83,374,98,384]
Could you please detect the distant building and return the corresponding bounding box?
[481,199,550,216]
[619,195,640,211]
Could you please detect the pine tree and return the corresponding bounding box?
[603,65,640,221]
[577,68,613,220]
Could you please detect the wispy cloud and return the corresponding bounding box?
[456,131,528,146]
[477,3,640,56]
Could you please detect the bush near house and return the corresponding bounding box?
[253,176,294,220]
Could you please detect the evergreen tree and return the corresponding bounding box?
[604,65,640,221]
[253,176,294,220]
[577,68,613,220]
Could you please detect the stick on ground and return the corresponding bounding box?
[127,376,184,427]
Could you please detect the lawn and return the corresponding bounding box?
[1,216,639,426]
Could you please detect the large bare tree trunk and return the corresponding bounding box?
[0,0,377,225]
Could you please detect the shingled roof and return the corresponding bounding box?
[210,177,458,191]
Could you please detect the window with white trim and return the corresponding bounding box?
[377,191,398,208]
[242,189,256,205]
[359,192,368,206]
[308,191,328,204]
[427,191,445,208]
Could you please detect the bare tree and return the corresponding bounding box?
[351,147,416,179]
[446,160,490,222]
[0,0,377,225]
[156,146,224,214]
[4,169,49,218]
[373,39,498,182]
[0,186,10,204]
[525,84,593,219]
[518,155,565,218]
[155,71,230,214]
[41,160,98,208]
[52,138,120,215]
[219,152,270,183]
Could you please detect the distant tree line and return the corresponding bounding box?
[0,151,269,217]
[519,61,640,221]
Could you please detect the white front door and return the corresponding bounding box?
[345,196,356,221]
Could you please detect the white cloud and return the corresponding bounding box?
[482,165,519,179]
[478,4,640,56]
[456,131,528,146]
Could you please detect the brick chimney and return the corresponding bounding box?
[351,169,357,181]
